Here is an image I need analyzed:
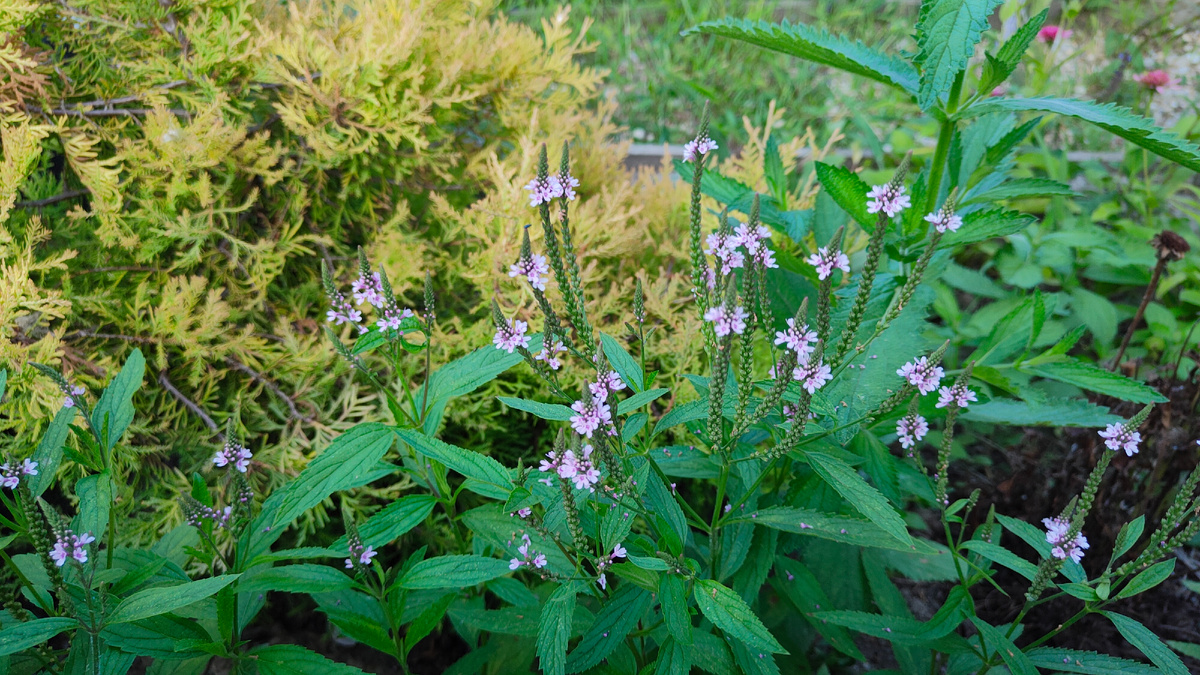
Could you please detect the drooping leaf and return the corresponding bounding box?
[653,637,693,675]
[497,397,574,422]
[969,617,1038,675]
[686,18,918,94]
[100,614,213,660]
[941,207,1035,246]
[29,404,75,497]
[773,557,863,659]
[73,471,113,541]
[616,388,670,415]
[1025,360,1167,404]
[914,0,1004,110]
[566,585,653,672]
[418,335,543,435]
[1101,611,1189,675]
[272,424,395,528]
[394,429,512,499]
[805,452,912,547]
[250,644,367,674]
[400,555,511,590]
[660,574,694,646]
[963,177,1075,204]
[403,592,457,658]
[959,539,1037,580]
[107,575,240,624]
[0,617,78,656]
[747,506,938,553]
[1115,559,1175,600]
[537,582,578,675]
[90,348,145,452]
[693,580,786,654]
[961,97,1200,172]
[960,398,1122,428]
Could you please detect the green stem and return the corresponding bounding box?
[925,70,965,215]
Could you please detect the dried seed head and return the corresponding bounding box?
[1151,230,1190,262]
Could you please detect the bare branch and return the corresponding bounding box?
[158,371,224,440]
[223,356,315,423]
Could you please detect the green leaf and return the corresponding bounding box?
[1101,611,1189,675]
[616,388,669,415]
[101,614,213,659]
[497,397,574,422]
[351,329,388,355]
[537,582,578,675]
[1058,582,1099,601]
[1112,516,1145,565]
[961,97,1200,172]
[660,574,693,646]
[805,451,912,547]
[400,555,510,590]
[90,348,145,452]
[0,617,78,656]
[107,575,240,624]
[969,617,1038,675]
[1116,559,1175,600]
[566,585,653,673]
[237,564,355,595]
[959,539,1037,580]
[1169,641,1200,660]
[814,162,874,231]
[418,336,542,435]
[403,592,456,658]
[73,470,113,541]
[1027,647,1163,675]
[960,398,1122,428]
[393,429,512,499]
[941,207,1035,246]
[773,557,863,659]
[963,177,1075,204]
[653,637,692,675]
[693,579,786,654]
[334,494,436,550]
[685,18,918,94]
[1070,287,1120,346]
[651,400,708,438]
[0,369,5,399]
[764,136,788,204]
[748,506,937,553]
[914,0,1004,110]
[1025,360,1167,404]
[980,9,1047,90]
[600,332,644,392]
[29,404,75,497]
[250,644,366,674]
[272,424,395,528]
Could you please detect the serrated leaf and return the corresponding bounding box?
[806,451,913,547]
[660,574,693,646]
[600,332,644,392]
[616,388,669,415]
[960,398,1122,427]
[1116,559,1175,600]
[969,617,1038,675]
[962,97,1200,172]
[959,539,1037,580]
[1025,360,1167,403]
[1111,516,1145,565]
[654,637,692,675]
[91,348,145,452]
[651,400,708,438]
[73,471,113,542]
[497,397,574,421]
[693,580,786,654]
[670,161,813,241]
[747,506,937,553]
[1102,611,1189,675]
[400,555,510,590]
[394,428,512,499]
[814,162,874,231]
[29,404,75,497]
[941,207,1035,246]
[914,0,1004,110]
[537,583,578,675]
[0,617,77,656]
[107,575,240,624]
[980,9,1047,89]
[1027,647,1163,674]
[417,335,542,435]
[566,585,653,672]
[333,494,436,550]
[773,557,863,659]
[963,177,1075,204]
[251,644,366,674]
[271,424,395,528]
[686,18,918,93]
[237,564,354,595]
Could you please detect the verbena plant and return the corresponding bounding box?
[4,2,1200,675]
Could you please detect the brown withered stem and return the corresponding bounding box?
[1110,231,1191,371]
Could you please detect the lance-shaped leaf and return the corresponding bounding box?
[693,579,786,654]
[806,451,913,548]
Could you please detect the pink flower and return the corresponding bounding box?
[509,254,552,291]
[792,358,833,394]
[597,572,608,590]
[534,340,567,370]
[510,534,549,570]
[376,306,415,332]
[990,86,1006,97]
[493,318,531,353]
[61,384,85,409]
[896,414,929,449]
[569,401,612,439]
[351,272,385,308]
[0,459,36,490]
[1043,516,1088,563]
[558,444,601,490]
[1098,423,1141,456]
[704,305,749,338]
[897,356,944,395]
[1037,25,1071,44]
[805,247,850,280]
[683,136,718,162]
[516,507,532,518]
[704,231,745,276]
[524,176,564,207]
[935,384,977,409]
[557,171,580,201]
[774,318,818,359]
[1134,69,1172,92]
[610,544,627,559]
[589,370,626,399]
[924,210,963,234]
[213,441,253,473]
[50,530,94,567]
[866,183,911,218]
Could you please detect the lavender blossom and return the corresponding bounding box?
[534,340,567,370]
[344,538,377,569]
[50,530,95,567]
[704,231,745,276]
[773,318,817,359]
[1098,423,1142,457]
[213,440,253,473]
[0,459,37,490]
[1043,516,1088,563]
[509,253,552,291]
[897,356,945,395]
[376,306,415,332]
[509,534,549,570]
[792,358,833,394]
[805,247,851,280]
[524,176,564,207]
[493,318,531,354]
[896,414,929,449]
[351,272,386,308]
[569,401,612,439]
[682,135,718,162]
[704,304,749,338]
[935,384,977,409]
[924,210,963,234]
[866,183,911,218]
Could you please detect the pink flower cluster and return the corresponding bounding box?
[509,533,549,570]
[569,399,613,439]
[0,458,37,490]
[704,304,749,338]
[1134,69,1172,92]
[524,172,580,207]
[897,357,944,395]
[331,269,417,334]
[61,384,85,409]
[589,370,626,399]
[377,306,415,332]
[1036,25,1071,44]
[493,318,531,354]
[596,543,627,590]
[539,444,602,490]
[1098,423,1141,456]
[50,530,95,567]
[326,291,364,329]
[509,253,551,291]
[924,210,963,234]
[774,318,818,360]
[1043,516,1088,564]
[352,272,386,308]
[344,539,377,570]
[896,414,929,450]
[936,384,977,409]
[682,135,718,163]
[866,183,911,218]
[805,246,850,281]
[704,223,778,278]
[186,504,234,529]
[792,358,833,394]
[535,340,567,371]
[213,440,253,473]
